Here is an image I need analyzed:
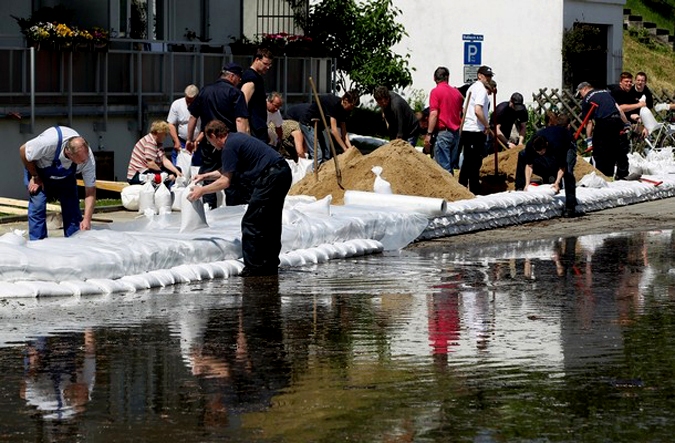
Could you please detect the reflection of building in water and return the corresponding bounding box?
[21,329,96,421]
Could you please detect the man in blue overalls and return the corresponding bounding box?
[19,126,97,240]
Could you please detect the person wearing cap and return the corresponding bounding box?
[490,92,528,149]
[167,84,203,165]
[373,85,420,146]
[241,47,274,143]
[458,65,494,193]
[425,67,464,174]
[576,81,630,180]
[187,62,250,208]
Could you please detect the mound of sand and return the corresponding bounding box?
[289,140,475,205]
[479,146,609,191]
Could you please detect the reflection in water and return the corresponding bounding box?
[21,329,96,420]
[0,229,674,441]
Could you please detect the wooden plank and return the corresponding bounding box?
[0,205,28,215]
[0,205,112,223]
[0,197,61,212]
[77,179,129,193]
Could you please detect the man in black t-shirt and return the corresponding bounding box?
[610,72,646,123]
[490,92,528,149]
[241,48,273,143]
[373,86,420,146]
[515,113,579,217]
[298,91,360,164]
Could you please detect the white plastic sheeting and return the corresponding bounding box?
[2,150,675,298]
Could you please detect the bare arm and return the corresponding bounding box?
[524,164,533,190]
[168,124,181,150]
[291,129,307,159]
[187,171,232,202]
[161,156,182,176]
[329,118,352,152]
[241,83,254,105]
[192,170,222,183]
[186,116,198,152]
[20,144,43,193]
[236,117,250,135]
[80,186,96,230]
[475,104,489,132]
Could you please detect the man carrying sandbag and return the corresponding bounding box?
[187,120,292,277]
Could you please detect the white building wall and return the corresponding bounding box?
[393,0,624,107]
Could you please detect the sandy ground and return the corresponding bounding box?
[2,197,675,247]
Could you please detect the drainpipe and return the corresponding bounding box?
[30,46,35,133]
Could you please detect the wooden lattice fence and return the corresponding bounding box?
[531,87,675,134]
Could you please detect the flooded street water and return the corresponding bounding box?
[2,229,675,442]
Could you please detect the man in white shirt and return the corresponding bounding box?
[459,65,494,194]
[167,84,202,165]
[266,91,284,147]
[19,126,96,240]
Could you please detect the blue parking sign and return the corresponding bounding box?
[464,42,481,65]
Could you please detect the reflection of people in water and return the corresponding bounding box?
[20,328,96,421]
[185,276,290,427]
[427,274,461,369]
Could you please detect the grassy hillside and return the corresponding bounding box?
[623,31,675,92]
[625,0,675,30]
[623,0,675,93]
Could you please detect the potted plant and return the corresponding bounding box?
[284,34,315,57]
[228,35,258,56]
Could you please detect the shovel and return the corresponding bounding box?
[481,87,507,193]
[309,76,343,190]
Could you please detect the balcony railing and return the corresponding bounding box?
[0,37,336,135]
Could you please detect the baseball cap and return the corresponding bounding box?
[222,62,243,77]
[575,81,591,97]
[510,92,526,112]
[477,65,494,77]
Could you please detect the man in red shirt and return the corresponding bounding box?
[424,67,464,174]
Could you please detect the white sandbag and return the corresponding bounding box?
[155,182,172,215]
[15,281,75,297]
[176,150,193,182]
[172,186,184,211]
[578,172,609,188]
[294,195,332,216]
[138,180,156,214]
[0,282,40,298]
[0,230,26,245]
[640,107,661,135]
[216,190,225,208]
[121,184,143,211]
[344,190,447,216]
[180,185,209,233]
[372,165,393,194]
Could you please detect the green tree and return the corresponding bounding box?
[302,0,412,94]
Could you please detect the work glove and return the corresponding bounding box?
[655,103,670,112]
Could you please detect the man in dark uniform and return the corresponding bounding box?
[490,92,528,149]
[241,47,273,143]
[299,91,360,164]
[187,120,292,277]
[187,63,250,207]
[373,85,420,146]
[576,81,630,180]
[515,112,580,217]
